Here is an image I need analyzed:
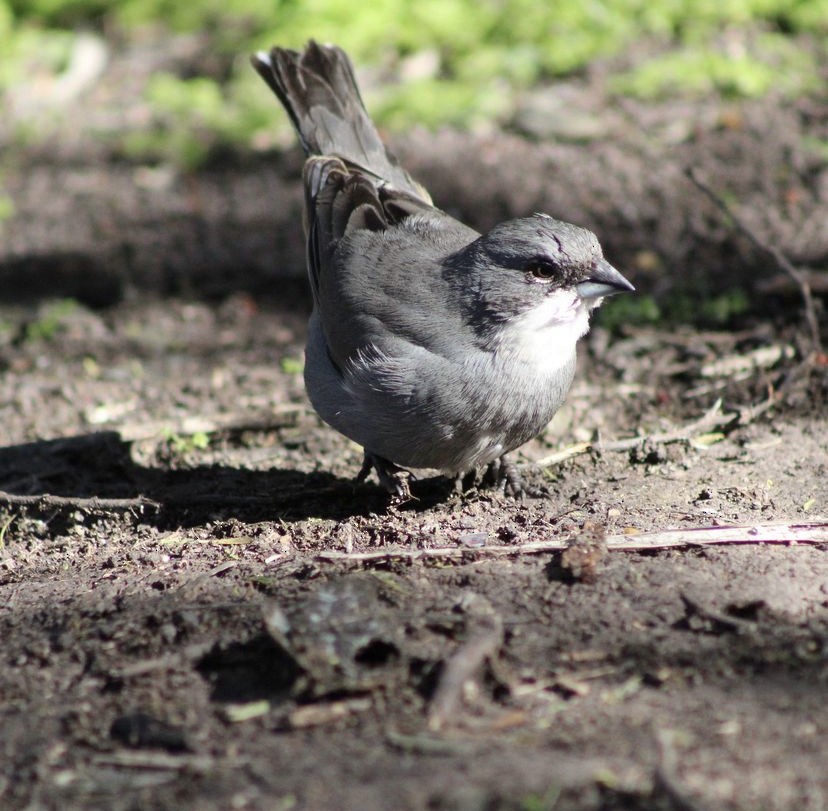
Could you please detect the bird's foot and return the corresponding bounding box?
[357,451,415,503]
[482,455,547,499]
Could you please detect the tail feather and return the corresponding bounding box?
[251,41,429,202]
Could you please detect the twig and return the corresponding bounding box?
[609,522,828,549]
[288,697,372,729]
[699,344,794,379]
[757,268,828,296]
[428,611,503,731]
[654,730,712,811]
[685,167,823,358]
[0,490,160,513]
[90,751,214,772]
[535,399,737,467]
[385,728,477,755]
[595,398,737,452]
[114,642,214,678]
[315,521,828,565]
[678,592,745,633]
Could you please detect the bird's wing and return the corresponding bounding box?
[303,156,438,306]
[303,157,479,373]
[251,42,479,371]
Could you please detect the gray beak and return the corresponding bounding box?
[576,259,635,299]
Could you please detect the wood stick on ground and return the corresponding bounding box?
[115,643,215,678]
[535,398,737,467]
[654,730,712,811]
[316,520,828,565]
[591,398,737,452]
[428,611,504,731]
[0,490,161,513]
[535,390,785,467]
[685,166,823,358]
[678,591,747,633]
[90,751,214,772]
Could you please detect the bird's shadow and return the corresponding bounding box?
[0,431,455,529]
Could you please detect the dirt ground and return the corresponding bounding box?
[1,39,828,811]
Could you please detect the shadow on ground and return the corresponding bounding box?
[0,432,466,526]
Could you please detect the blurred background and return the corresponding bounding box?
[2,0,825,153]
[0,0,826,327]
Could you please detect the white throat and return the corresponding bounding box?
[499,289,592,373]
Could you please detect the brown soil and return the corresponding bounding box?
[1,38,827,811]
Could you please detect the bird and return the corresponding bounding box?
[251,41,634,501]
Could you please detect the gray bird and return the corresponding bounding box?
[251,41,633,500]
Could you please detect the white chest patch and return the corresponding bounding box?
[500,290,590,373]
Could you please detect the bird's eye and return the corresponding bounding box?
[524,258,558,281]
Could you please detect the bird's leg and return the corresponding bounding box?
[357,450,415,502]
[484,455,545,499]
[455,468,482,494]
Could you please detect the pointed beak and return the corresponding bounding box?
[576,259,635,300]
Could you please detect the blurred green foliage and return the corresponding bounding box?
[161,427,210,455]
[597,294,663,331]
[279,356,305,375]
[1,0,825,164]
[598,287,751,331]
[0,194,14,222]
[23,298,79,342]
[120,71,276,168]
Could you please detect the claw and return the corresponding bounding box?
[357,450,415,503]
[482,455,546,499]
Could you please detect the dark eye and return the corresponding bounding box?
[524,258,558,281]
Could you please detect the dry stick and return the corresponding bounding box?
[0,487,342,514]
[0,490,160,513]
[654,731,712,811]
[289,698,373,729]
[316,521,828,564]
[90,751,214,772]
[591,408,731,451]
[428,613,504,731]
[535,399,736,468]
[685,167,823,358]
[678,592,745,633]
[535,391,782,468]
[115,642,214,678]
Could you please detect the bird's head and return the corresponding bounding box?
[446,214,634,361]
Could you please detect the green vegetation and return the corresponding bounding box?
[519,786,562,811]
[120,72,276,168]
[596,294,664,331]
[160,427,211,455]
[0,192,13,223]
[1,0,825,164]
[613,30,822,99]
[23,298,79,342]
[598,287,750,331]
[279,356,304,375]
